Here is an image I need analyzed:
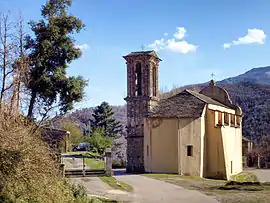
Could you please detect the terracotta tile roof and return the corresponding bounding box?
[150,89,234,118]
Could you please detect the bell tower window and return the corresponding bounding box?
[152,66,157,96]
[135,63,142,96]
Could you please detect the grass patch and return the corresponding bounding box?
[230,172,259,182]
[142,173,181,178]
[85,151,101,157]
[99,176,133,192]
[85,158,105,169]
[180,175,226,182]
[66,151,87,155]
[143,173,226,182]
[89,196,125,203]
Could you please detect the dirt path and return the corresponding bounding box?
[114,175,219,203]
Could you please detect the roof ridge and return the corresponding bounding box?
[185,89,230,108]
[185,89,207,101]
[186,89,207,103]
[164,89,189,100]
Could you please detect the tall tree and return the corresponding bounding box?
[91,101,123,138]
[10,14,29,115]
[25,0,87,119]
[0,12,16,108]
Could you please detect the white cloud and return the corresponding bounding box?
[223,29,266,49]
[148,27,197,54]
[164,32,168,36]
[75,43,90,51]
[167,39,197,54]
[173,27,186,40]
[223,43,231,49]
[148,38,165,51]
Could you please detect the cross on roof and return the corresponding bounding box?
[141,44,146,51]
[211,73,215,79]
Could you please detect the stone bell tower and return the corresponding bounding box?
[123,50,161,173]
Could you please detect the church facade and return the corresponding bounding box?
[123,50,243,180]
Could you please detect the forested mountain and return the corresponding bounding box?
[220,66,270,85]
[54,66,270,153]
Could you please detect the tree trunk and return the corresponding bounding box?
[257,155,261,169]
[27,91,37,118]
[0,48,7,107]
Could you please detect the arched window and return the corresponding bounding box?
[135,63,142,96]
[152,66,157,96]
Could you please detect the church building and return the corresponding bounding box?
[123,50,243,180]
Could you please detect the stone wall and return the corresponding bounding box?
[123,51,161,173]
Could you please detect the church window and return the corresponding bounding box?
[224,113,229,125]
[217,111,222,126]
[236,116,241,127]
[187,145,193,156]
[147,145,149,156]
[152,66,157,96]
[230,114,235,126]
[135,63,142,96]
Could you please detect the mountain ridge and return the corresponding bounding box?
[219,66,270,85]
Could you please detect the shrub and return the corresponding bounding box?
[112,158,126,169]
[60,120,84,151]
[0,113,75,202]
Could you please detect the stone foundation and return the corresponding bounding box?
[126,137,144,173]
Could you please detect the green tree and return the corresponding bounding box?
[84,127,112,155]
[25,0,87,119]
[91,101,123,138]
[60,120,83,151]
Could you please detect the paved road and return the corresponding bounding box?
[114,175,219,203]
[64,155,219,202]
[70,175,219,203]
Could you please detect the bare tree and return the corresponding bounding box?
[0,12,16,108]
[9,13,28,115]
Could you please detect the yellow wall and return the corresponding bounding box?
[144,118,178,173]
[144,104,242,180]
[205,104,242,180]
[144,114,205,176]
[178,117,204,176]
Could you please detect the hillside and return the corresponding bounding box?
[220,66,270,85]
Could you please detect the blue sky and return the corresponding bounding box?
[1,0,270,108]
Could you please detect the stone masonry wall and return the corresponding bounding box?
[124,52,160,173]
